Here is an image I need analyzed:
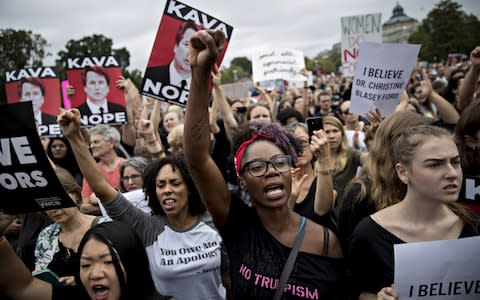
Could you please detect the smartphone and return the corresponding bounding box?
[306,116,323,139]
[33,269,62,287]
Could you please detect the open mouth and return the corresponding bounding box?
[93,285,109,300]
[264,183,284,199]
[163,199,177,210]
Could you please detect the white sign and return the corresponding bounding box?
[252,49,306,83]
[290,71,314,88]
[394,236,480,300]
[340,13,382,77]
[350,42,420,116]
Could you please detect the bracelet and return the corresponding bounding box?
[315,169,333,175]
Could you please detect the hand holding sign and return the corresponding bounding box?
[377,285,399,300]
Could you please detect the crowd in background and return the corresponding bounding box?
[0,30,479,300]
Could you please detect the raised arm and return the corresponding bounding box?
[421,71,459,124]
[211,64,237,140]
[117,76,137,147]
[58,109,118,203]
[457,46,480,111]
[184,30,230,225]
[311,129,336,215]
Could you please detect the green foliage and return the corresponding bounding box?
[220,56,252,84]
[123,68,143,91]
[312,45,341,74]
[0,29,50,104]
[408,0,480,62]
[55,34,130,80]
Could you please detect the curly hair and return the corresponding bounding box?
[232,121,302,172]
[142,155,206,216]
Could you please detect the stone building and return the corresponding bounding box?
[382,2,419,43]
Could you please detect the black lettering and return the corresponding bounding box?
[438,282,447,296]
[454,281,462,295]
[418,284,428,297]
[429,282,438,296]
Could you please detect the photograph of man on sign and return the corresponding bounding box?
[144,21,200,89]
[77,66,125,115]
[18,77,57,125]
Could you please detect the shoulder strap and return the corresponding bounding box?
[322,226,330,256]
[273,216,307,300]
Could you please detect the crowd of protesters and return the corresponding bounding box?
[0,28,479,300]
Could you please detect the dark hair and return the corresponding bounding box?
[175,21,199,45]
[18,77,45,98]
[143,155,206,216]
[81,66,110,86]
[48,137,82,185]
[276,107,305,126]
[232,121,302,169]
[454,100,480,174]
[77,221,158,300]
[246,102,272,121]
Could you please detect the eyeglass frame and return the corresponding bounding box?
[240,154,292,177]
[121,174,142,182]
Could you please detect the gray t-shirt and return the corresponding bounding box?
[104,192,226,299]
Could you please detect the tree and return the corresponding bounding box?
[314,44,341,74]
[230,56,252,75]
[220,56,252,84]
[409,0,480,62]
[0,29,50,103]
[55,34,132,80]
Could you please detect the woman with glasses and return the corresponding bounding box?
[57,108,227,299]
[287,122,337,231]
[119,157,148,192]
[47,137,83,185]
[184,30,348,299]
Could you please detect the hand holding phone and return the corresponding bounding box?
[307,117,323,140]
[33,269,62,287]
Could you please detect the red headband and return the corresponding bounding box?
[234,134,269,177]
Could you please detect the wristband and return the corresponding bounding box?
[315,169,333,175]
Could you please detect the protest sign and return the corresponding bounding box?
[252,48,306,83]
[0,102,76,214]
[290,70,314,89]
[4,67,62,137]
[340,13,382,77]
[66,56,126,127]
[394,236,480,300]
[350,42,420,116]
[142,0,233,107]
[459,175,480,215]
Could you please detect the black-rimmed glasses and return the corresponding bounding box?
[241,154,292,177]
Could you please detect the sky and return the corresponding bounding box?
[1,0,479,72]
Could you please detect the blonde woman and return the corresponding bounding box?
[322,116,367,215]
